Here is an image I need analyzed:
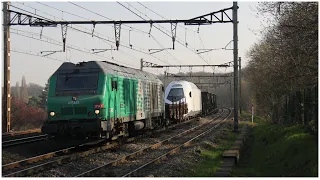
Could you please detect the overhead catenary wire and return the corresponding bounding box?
[118,2,212,66]
[11,28,140,68]
[67,1,150,35]
[11,2,187,70]
[127,2,187,45]
[10,3,169,67]
[64,2,189,73]
[14,2,149,53]
[19,2,91,21]
[136,2,198,34]
[11,49,66,63]
[117,2,189,67]
[14,2,179,68]
[11,31,139,67]
[197,33,215,69]
[135,2,216,67]
[137,3,234,71]
[66,1,182,66]
[38,1,149,35]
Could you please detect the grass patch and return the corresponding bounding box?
[184,126,238,177]
[231,117,318,177]
[240,111,266,125]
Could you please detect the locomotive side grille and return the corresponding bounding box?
[74,107,87,115]
[61,107,73,115]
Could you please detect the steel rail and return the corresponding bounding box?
[123,108,232,177]
[3,141,122,177]
[2,134,48,148]
[2,146,76,171]
[76,109,225,177]
[2,129,41,138]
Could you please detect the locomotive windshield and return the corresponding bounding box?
[167,88,184,102]
[56,72,99,95]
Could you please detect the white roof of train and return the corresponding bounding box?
[166,80,200,91]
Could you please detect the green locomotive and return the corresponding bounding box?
[42,61,165,140]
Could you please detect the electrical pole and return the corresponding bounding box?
[163,70,167,89]
[239,57,242,115]
[229,81,233,107]
[3,1,11,133]
[233,2,239,132]
[140,58,143,71]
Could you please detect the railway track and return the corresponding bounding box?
[76,108,231,177]
[2,129,41,139]
[123,108,232,177]
[2,134,48,148]
[2,109,221,177]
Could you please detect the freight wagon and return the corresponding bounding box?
[201,91,217,115]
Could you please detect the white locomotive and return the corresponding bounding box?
[164,80,202,120]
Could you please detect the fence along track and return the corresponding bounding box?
[3,109,220,177]
[76,108,228,177]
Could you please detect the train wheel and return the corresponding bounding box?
[165,119,170,127]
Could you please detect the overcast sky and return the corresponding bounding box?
[5,1,265,87]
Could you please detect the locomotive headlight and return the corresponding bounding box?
[94,109,100,115]
[50,111,55,116]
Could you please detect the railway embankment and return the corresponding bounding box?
[184,112,317,177]
[182,120,242,177]
[231,112,318,177]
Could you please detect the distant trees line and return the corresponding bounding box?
[3,76,48,131]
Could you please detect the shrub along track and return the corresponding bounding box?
[2,109,222,177]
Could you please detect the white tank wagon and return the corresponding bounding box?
[164,80,202,121]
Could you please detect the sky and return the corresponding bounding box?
[4,1,265,87]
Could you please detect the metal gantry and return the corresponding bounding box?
[7,6,234,52]
[140,60,230,70]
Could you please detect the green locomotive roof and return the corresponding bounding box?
[53,61,162,83]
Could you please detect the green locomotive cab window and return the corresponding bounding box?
[112,80,117,91]
[56,72,99,95]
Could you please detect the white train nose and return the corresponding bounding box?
[164,80,202,120]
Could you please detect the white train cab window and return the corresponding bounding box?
[189,91,192,97]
